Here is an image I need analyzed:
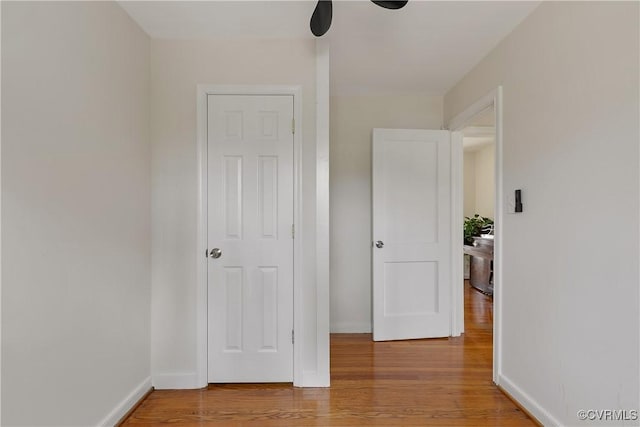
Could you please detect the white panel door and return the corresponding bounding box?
[207,94,294,382]
[372,129,451,341]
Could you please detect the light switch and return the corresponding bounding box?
[515,189,523,213]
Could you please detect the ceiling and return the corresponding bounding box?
[119,0,540,96]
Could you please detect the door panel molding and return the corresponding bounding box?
[196,85,303,387]
[372,128,452,341]
[207,94,294,382]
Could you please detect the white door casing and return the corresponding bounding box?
[207,94,294,382]
[372,129,451,341]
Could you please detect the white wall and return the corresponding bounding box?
[445,2,639,425]
[473,144,495,219]
[150,39,327,386]
[1,2,151,426]
[464,144,495,219]
[330,94,442,332]
[0,3,4,421]
[463,151,476,218]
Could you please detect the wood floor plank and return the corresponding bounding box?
[123,282,536,426]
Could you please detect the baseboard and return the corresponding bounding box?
[97,376,152,427]
[152,372,202,389]
[330,322,371,333]
[294,370,330,388]
[498,374,562,426]
[114,387,154,426]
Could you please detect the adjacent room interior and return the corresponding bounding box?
[462,108,496,297]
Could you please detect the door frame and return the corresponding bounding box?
[196,85,303,386]
[447,86,503,384]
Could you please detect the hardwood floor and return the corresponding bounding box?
[122,282,535,426]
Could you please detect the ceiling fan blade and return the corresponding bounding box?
[371,0,408,10]
[310,0,332,37]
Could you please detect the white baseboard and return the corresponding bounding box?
[330,322,371,333]
[154,370,331,389]
[153,372,202,389]
[97,376,152,427]
[498,374,562,426]
[294,370,330,388]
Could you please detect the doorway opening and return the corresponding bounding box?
[448,87,503,383]
[461,108,496,297]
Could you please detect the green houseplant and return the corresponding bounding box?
[464,214,494,245]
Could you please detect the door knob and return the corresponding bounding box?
[375,240,384,249]
[209,248,222,259]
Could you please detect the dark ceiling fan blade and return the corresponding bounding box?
[371,0,408,10]
[310,0,332,37]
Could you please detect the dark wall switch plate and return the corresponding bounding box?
[515,189,523,213]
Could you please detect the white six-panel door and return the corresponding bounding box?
[207,95,294,382]
[372,129,451,341]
